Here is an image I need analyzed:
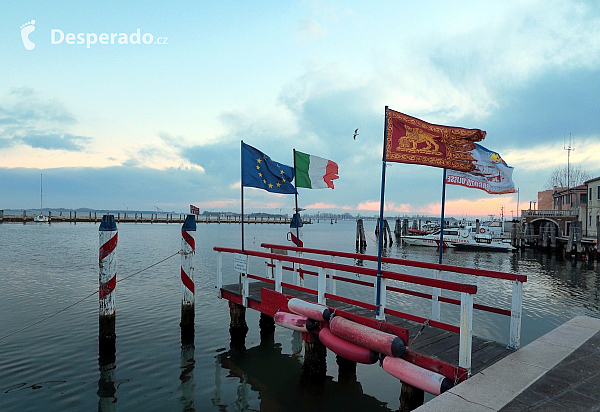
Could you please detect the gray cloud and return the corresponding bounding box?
[0,88,91,152]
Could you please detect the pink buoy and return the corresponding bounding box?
[329,316,405,358]
[318,326,378,364]
[382,356,454,395]
[288,298,331,321]
[274,312,317,332]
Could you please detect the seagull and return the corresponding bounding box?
[353,128,359,139]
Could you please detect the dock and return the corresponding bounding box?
[0,211,300,225]
[415,315,600,411]
[214,243,526,410]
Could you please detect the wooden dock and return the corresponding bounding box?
[222,281,512,376]
[0,212,300,225]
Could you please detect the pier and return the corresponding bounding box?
[0,211,300,225]
[214,243,526,410]
[415,315,600,411]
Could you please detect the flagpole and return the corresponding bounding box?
[241,140,245,252]
[376,106,389,319]
[438,169,447,264]
[293,149,301,247]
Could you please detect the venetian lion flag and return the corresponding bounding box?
[294,150,339,189]
[385,109,486,172]
[446,144,516,194]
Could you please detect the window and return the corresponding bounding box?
[598,185,600,200]
[590,187,593,202]
[581,193,587,204]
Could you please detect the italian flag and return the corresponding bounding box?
[294,150,339,189]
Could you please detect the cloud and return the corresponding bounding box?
[296,18,328,41]
[0,88,92,152]
[17,133,92,151]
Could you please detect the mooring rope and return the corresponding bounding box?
[0,250,181,341]
[408,319,430,347]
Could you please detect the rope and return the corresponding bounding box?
[0,250,181,341]
[408,319,430,347]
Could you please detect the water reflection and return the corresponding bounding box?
[178,328,195,412]
[214,333,391,411]
[98,338,117,412]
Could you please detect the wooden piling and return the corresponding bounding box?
[402,219,409,236]
[356,219,367,249]
[400,382,425,411]
[259,313,275,338]
[229,301,248,340]
[99,214,118,340]
[302,332,327,377]
[336,355,357,382]
[180,215,196,331]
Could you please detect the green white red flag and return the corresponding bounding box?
[294,150,339,189]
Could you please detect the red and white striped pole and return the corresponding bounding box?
[99,214,118,340]
[181,214,196,330]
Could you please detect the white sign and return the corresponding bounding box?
[234,253,248,274]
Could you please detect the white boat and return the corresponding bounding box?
[33,174,49,223]
[402,220,514,251]
[402,228,471,248]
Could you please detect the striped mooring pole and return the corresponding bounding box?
[99,214,118,340]
[181,214,196,330]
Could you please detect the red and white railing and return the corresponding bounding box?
[214,244,520,372]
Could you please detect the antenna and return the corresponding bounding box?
[564,133,575,206]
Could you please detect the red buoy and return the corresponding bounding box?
[382,356,454,395]
[274,312,317,332]
[288,298,331,321]
[318,326,378,364]
[329,316,405,357]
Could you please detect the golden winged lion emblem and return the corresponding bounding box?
[396,125,442,155]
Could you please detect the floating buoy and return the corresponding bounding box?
[274,312,317,332]
[329,316,405,358]
[382,356,454,395]
[318,326,378,364]
[288,298,331,321]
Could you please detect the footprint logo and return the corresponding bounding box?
[20,20,36,50]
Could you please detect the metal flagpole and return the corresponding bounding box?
[241,140,245,252]
[293,149,301,247]
[376,106,389,318]
[438,169,447,264]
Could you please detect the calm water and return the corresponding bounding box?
[1,220,599,411]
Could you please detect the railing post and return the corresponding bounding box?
[317,267,326,305]
[275,260,283,293]
[376,278,387,321]
[508,280,523,350]
[459,292,474,373]
[330,256,337,296]
[217,251,223,298]
[241,258,250,308]
[432,270,442,322]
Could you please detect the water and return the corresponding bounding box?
[0,221,599,411]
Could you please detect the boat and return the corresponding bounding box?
[33,174,49,223]
[450,235,515,252]
[402,220,514,251]
[402,227,471,248]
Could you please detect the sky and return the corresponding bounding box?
[2,0,600,219]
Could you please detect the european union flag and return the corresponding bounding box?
[242,142,297,194]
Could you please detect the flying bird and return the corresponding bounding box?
[353,128,359,139]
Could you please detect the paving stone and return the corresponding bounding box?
[553,391,600,411]
[572,378,600,400]
[511,387,549,407]
[498,399,530,412]
[526,375,571,396]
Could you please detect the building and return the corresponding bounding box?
[585,177,600,237]
[537,190,553,210]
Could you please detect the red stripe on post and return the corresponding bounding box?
[182,230,195,250]
[99,233,118,261]
[181,267,195,294]
[99,275,116,299]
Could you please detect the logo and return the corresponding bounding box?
[20,20,36,50]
